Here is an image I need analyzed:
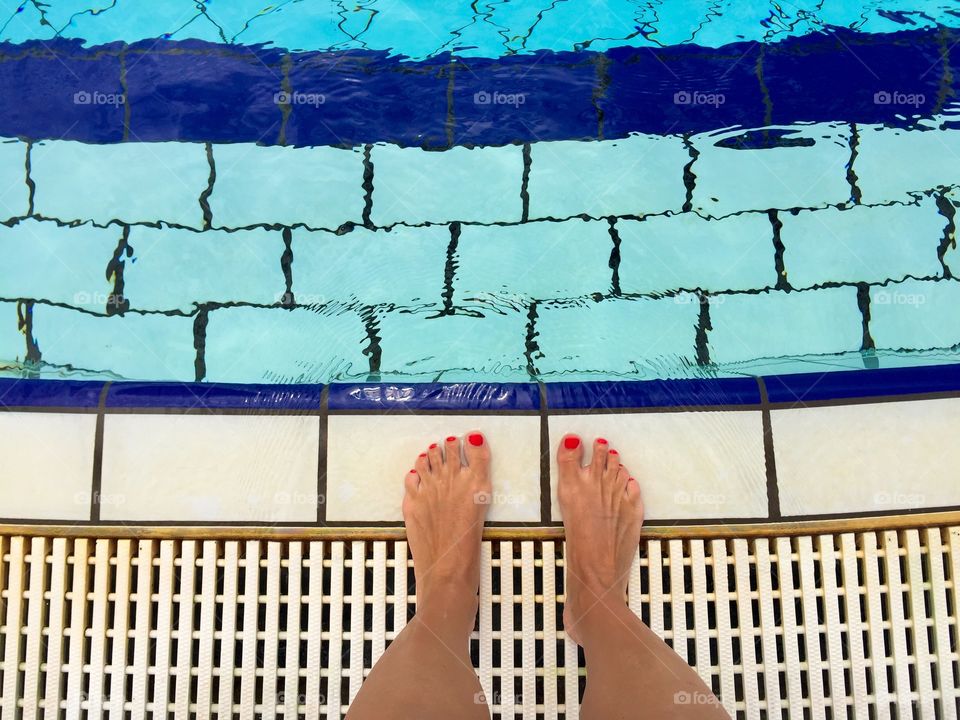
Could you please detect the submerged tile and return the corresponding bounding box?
[326,415,540,522]
[548,412,768,521]
[773,399,960,515]
[0,301,24,364]
[0,412,96,521]
[870,279,960,351]
[0,139,27,219]
[855,125,960,203]
[100,414,320,522]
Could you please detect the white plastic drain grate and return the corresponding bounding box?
[0,528,959,719]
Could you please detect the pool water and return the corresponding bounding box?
[1,1,959,385]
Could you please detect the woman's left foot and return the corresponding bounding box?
[403,432,492,638]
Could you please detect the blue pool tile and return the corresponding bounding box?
[124,46,283,143]
[855,125,960,204]
[764,363,960,405]
[33,305,196,381]
[124,226,286,312]
[453,54,598,145]
[691,123,851,217]
[370,143,524,226]
[105,381,322,410]
[0,49,124,143]
[376,307,529,378]
[328,382,540,411]
[0,139,27,219]
[285,52,448,149]
[708,287,863,366]
[527,135,688,220]
[2,219,118,309]
[0,377,104,408]
[546,376,761,409]
[536,296,700,376]
[870,280,960,352]
[0,301,21,363]
[456,219,613,301]
[31,140,209,227]
[210,143,365,230]
[203,305,369,384]
[781,200,945,289]
[617,212,777,294]
[294,224,449,306]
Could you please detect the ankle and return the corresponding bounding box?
[415,580,479,638]
[565,594,632,644]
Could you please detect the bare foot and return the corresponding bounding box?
[557,434,644,644]
[403,432,492,639]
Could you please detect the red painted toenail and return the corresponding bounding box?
[564,436,580,450]
[468,433,484,446]
[446,436,456,442]
[597,438,608,445]
[419,453,427,458]
[409,469,417,474]
[429,443,438,449]
[609,449,618,455]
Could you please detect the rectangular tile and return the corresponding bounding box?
[1,219,119,309]
[0,139,27,219]
[707,287,862,366]
[617,212,777,294]
[210,144,365,229]
[203,306,369,384]
[370,144,524,225]
[31,140,209,227]
[855,125,960,203]
[781,199,945,288]
[527,134,688,220]
[456,219,613,301]
[32,305,196,381]
[772,399,960,515]
[870,279,960,351]
[691,123,851,217]
[545,377,760,409]
[1,301,23,365]
[326,415,540,522]
[376,307,529,379]
[548,412,768,521]
[535,295,700,376]
[105,382,323,411]
[763,364,960,405]
[293,224,449,306]
[0,378,104,409]
[100,414,320,522]
[0,412,96,521]
[328,382,540,411]
[124,226,286,311]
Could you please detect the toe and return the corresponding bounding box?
[464,431,491,477]
[625,473,643,514]
[603,448,621,484]
[590,437,610,477]
[404,468,420,495]
[444,435,462,472]
[426,442,443,474]
[415,452,430,479]
[557,433,583,466]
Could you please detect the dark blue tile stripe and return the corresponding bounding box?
[2,364,958,411]
[0,26,955,147]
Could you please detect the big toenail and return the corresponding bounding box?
[597,438,608,445]
[446,436,456,442]
[429,443,438,449]
[468,433,484,446]
[564,437,580,450]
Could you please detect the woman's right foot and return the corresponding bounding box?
[556,434,644,644]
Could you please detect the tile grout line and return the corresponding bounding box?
[538,382,551,524]
[89,381,112,522]
[755,376,781,520]
[317,385,329,525]
[520,142,531,223]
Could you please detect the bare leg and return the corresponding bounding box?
[346,433,492,720]
[558,434,729,720]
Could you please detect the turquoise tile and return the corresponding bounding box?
[225,2,352,51]
[370,144,524,226]
[376,307,528,377]
[536,295,700,376]
[708,287,862,365]
[782,199,945,288]
[1,219,118,309]
[522,0,659,52]
[294,225,449,306]
[691,123,850,217]
[456,219,613,301]
[618,212,777,294]
[528,135,688,220]
[210,144,365,230]
[0,2,54,43]
[33,305,195,381]
[56,3,220,45]
[856,125,960,203]
[0,301,22,365]
[31,141,209,227]
[124,226,286,312]
[870,280,960,351]
[204,306,369,383]
[0,139,27,219]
